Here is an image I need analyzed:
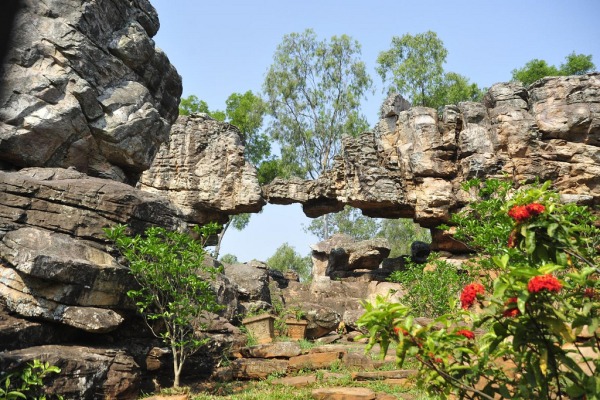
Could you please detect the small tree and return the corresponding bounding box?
[511,52,596,85]
[267,243,312,282]
[105,223,222,388]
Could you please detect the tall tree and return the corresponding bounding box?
[179,94,209,116]
[377,31,448,107]
[511,52,595,85]
[377,31,484,108]
[263,29,372,181]
[224,91,270,166]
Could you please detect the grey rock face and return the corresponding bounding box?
[223,260,271,303]
[138,114,265,224]
[0,0,182,182]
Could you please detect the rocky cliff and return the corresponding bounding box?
[0,0,181,183]
[265,74,600,228]
[0,1,251,398]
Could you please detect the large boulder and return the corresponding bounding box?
[0,0,182,182]
[310,234,390,278]
[138,114,265,224]
[0,345,140,400]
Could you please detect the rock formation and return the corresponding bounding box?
[0,0,182,183]
[1,1,599,397]
[265,74,600,227]
[138,114,265,224]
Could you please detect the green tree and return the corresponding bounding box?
[511,59,560,86]
[511,52,595,85]
[559,52,595,75]
[224,91,270,166]
[377,31,448,107]
[264,29,372,181]
[179,94,225,120]
[432,72,485,107]
[266,242,312,282]
[105,223,222,388]
[179,94,209,116]
[305,206,380,241]
[219,253,239,264]
[377,31,484,108]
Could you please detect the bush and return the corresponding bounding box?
[359,180,600,399]
[105,223,222,388]
[388,255,469,318]
[0,359,62,400]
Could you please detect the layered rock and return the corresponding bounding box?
[138,114,265,224]
[0,0,182,183]
[265,74,600,227]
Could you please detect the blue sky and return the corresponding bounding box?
[150,0,600,262]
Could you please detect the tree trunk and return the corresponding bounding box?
[213,220,231,259]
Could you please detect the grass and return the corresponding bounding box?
[185,372,435,400]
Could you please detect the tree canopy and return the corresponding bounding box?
[511,52,595,85]
[264,29,372,180]
[266,242,312,282]
[376,31,483,108]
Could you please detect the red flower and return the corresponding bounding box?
[460,283,485,309]
[525,203,545,216]
[502,297,521,317]
[508,205,531,222]
[394,327,409,336]
[584,288,597,299]
[428,352,443,364]
[527,274,562,294]
[457,329,475,339]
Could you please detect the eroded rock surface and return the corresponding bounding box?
[265,74,600,227]
[0,0,182,182]
[138,114,265,224]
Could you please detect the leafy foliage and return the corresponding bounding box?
[105,223,222,388]
[388,255,469,318]
[264,29,372,180]
[266,242,312,282]
[0,360,62,400]
[511,52,596,85]
[377,31,483,108]
[359,181,600,399]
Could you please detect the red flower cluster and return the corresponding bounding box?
[527,274,562,294]
[508,202,546,222]
[584,288,598,300]
[502,297,521,318]
[456,329,475,339]
[526,203,546,216]
[460,283,485,309]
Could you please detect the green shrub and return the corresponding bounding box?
[388,255,469,318]
[0,359,62,400]
[105,223,222,388]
